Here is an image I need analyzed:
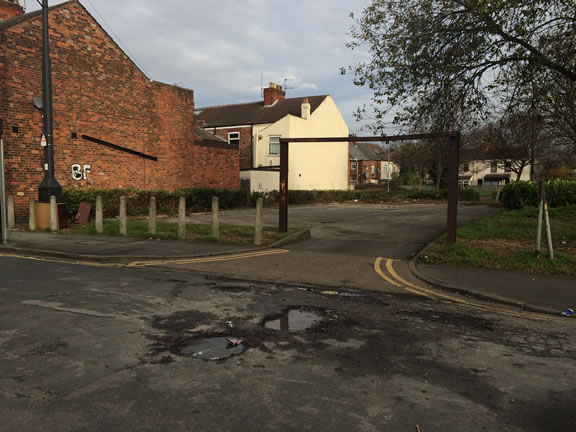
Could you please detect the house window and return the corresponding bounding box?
[269,136,280,155]
[371,165,375,175]
[228,132,240,145]
[463,163,469,172]
[351,161,357,170]
[504,161,512,172]
[490,162,498,173]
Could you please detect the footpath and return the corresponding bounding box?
[2,229,575,318]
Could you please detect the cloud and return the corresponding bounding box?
[26,0,373,127]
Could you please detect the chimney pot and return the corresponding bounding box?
[301,98,311,119]
[263,82,285,106]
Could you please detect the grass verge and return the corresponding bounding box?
[426,205,576,276]
[61,220,300,246]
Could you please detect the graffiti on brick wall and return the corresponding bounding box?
[71,164,91,181]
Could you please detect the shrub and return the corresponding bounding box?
[499,179,576,209]
[458,188,480,201]
[62,187,251,218]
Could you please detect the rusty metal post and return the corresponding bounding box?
[279,140,289,233]
[446,133,460,244]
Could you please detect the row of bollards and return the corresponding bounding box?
[99,195,265,246]
[8,194,266,246]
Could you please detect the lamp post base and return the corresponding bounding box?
[38,177,62,203]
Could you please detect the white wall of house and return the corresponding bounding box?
[380,161,399,180]
[240,170,278,194]
[460,160,532,186]
[251,96,349,191]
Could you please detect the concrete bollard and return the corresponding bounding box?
[178,196,186,240]
[211,196,220,239]
[49,195,58,232]
[119,196,127,235]
[148,196,157,234]
[7,196,15,229]
[95,196,103,234]
[254,197,263,246]
[28,196,36,231]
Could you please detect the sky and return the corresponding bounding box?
[26,0,376,134]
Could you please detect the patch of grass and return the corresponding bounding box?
[427,205,576,276]
[62,220,300,246]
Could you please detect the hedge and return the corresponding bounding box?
[62,186,478,218]
[499,180,576,209]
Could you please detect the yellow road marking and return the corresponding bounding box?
[0,248,290,268]
[127,248,290,267]
[373,258,402,287]
[374,257,566,323]
[0,253,121,267]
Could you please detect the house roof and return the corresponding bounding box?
[196,95,328,128]
[193,127,227,144]
[349,142,387,161]
[0,0,73,31]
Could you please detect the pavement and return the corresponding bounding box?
[1,203,575,318]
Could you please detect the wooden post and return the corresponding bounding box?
[49,195,58,231]
[178,196,186,240]
[119,196,127,235]
[446,133,460,244]
[28,196,36,231]
[279,139,289,233]
[7,196,14,229]
[148,196,157,234]
[211,196,220,239]
[95,196,103,234]
[254,197,263,246]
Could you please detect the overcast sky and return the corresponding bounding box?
[27,0,375,134]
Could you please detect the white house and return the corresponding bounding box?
[196,83,349,193]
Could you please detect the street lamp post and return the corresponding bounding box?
[37,0,62,203]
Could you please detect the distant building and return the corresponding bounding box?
[348,142,398,186]
[197,83,349,193]
[459,160,531,187]
[0,0,239,220]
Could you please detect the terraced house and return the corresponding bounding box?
[197,83,349,193]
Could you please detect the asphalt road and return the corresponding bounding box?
[164,203,498,291]
[1,256,575,432]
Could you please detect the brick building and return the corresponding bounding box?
[0,0,239,220]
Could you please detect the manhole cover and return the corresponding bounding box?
[264,309,324,332]
[180,337,245,360]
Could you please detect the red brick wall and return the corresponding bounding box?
[349,160,379,184]
[0,1,239,220]
[0,0,23,20]
[210,126,252,169]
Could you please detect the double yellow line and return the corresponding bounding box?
[0,248,290,268]
[127,248,289,267]
[374,257,566,322]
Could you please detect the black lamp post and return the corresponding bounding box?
[37,0,62,203]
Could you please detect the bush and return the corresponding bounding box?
[62,187,250,218]
[499,180,576,209]
[458,188,480,201]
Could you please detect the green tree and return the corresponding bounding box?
[343,0,576,131]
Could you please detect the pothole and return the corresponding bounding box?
[179,337,246,360]
[263,309,325,332]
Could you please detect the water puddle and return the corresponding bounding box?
[339,291,364,298]
[264,309,324,332]
[180,337,245,360]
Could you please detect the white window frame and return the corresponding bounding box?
[351,161,357,171]
[228,132,240,145]
[269,136,281,156]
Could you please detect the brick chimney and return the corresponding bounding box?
[0,0,24,21]
[301,98,311,119]
[263,82,285,106]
